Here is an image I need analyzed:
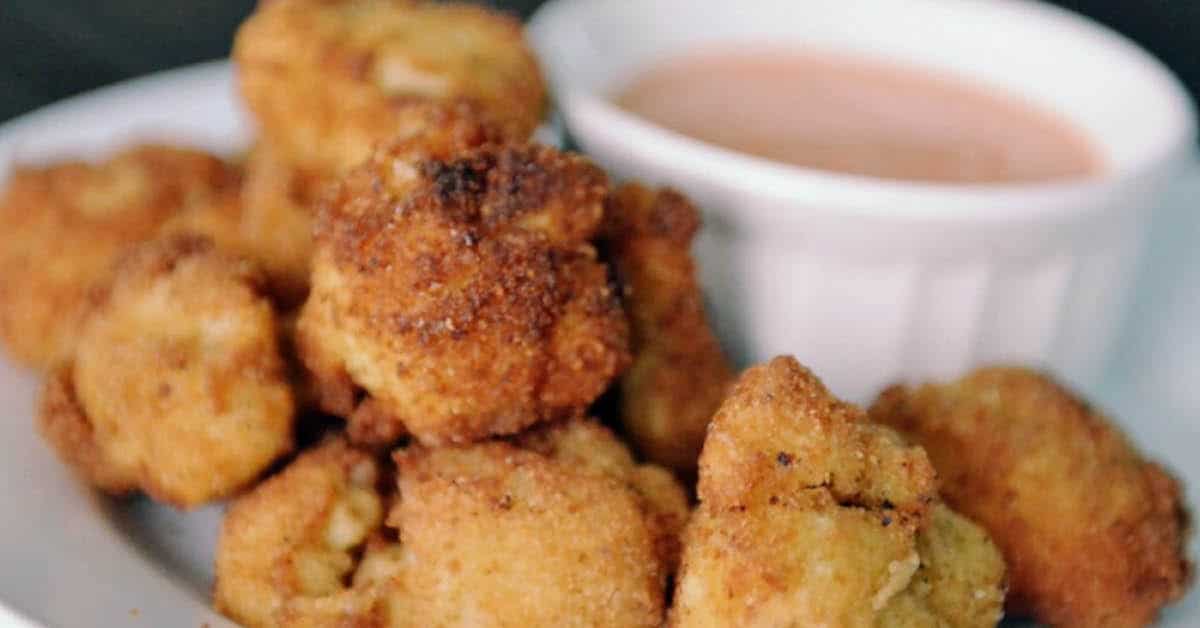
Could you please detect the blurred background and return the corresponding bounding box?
[1,0,1199,127]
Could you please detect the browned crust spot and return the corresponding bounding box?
[300,141,627,446]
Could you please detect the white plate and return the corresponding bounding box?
[0,60,244,628]
[0,60,1197,628]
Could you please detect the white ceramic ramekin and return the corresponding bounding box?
[529,0,1196,402]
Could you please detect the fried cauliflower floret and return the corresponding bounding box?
[36,366,139,495]
[670,356,1006,628]
[238,104,500,307]
[158,186,247,256]
[870,367,1192,627]
[159,167,323,305]
[216,422,680,628]
[0,145,237,369]
[36,235,294,507]
[296,141,629,446]
[604,183,734,472]
[215,438,387,628]
[237,144,329,305]
[513,418,691,571]
[234,0,545,173]
[878,504,1008,627]
[390,439,669,627]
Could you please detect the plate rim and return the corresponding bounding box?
[0,58,246,628]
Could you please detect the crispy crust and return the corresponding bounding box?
[695,356,936,517]
[0,145,238,369]
[512,418,691,572]
[216,420,682,628]
[296,141,629,446]
[630,463,692,573]
[604,183,734,471]
[62,235,294,507]
[215,438,387,628]
[35,366,139,494]
[158,184,247,257]
[870,367,1193,627]
[391,438,667,627]
[234,0,546,173]
[238,143,331,305]
[878,504,1008,627]
[670,356,1004,627]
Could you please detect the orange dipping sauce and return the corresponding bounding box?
[614,49,1103,184]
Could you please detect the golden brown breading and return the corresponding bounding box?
[296,140,629,446]
[234,0,545,174]
[870,367,1192,627]
[514,416,656,482]
[158,185,247,256]
[238,143,330,305]
[694,357,936,516]
[390,438,668,627]
[512,418,691,571]
[630,463,692,572]
[604,183,734,472]
[37,235,294,508]
[878,503,1009,627]
[36,366,139,495]
[160,144,320,306]
[670,356,1006,627]
[215,438,388,628]
[215,420,681,628]
[0,145,238,369]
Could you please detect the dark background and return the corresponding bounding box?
[2,1,1198,123]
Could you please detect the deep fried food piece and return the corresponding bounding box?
[159,147,319,306]
[296,140,629,446]
[158,185,247,256]
[604,183,734,472]
[214,420,682,627]
[694,356,936,515]
[670,356,1006,627]
[237,143,329,305]
[391,436,670,627]
[237,104,496,306]
[36,366,139,495]
[37,235,294,507]
[878,503,1010,627]
[0,145,237,369]
[215,438,387,628]
[513,418,691,571]
[234,0,545,173]
[870,367,1192,627]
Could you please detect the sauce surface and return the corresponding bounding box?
[615,49,1103,184]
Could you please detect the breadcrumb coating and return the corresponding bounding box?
[513,418,691,572]
[391,437,668,627]
[878,504,1009,627]
[214,420,682,627]
[38,235,294,507]
[670,356,1006,627]
[36,366,139,494]
[215,438,387,628]
[0,145,237,369]
[604,183,734,472]
[158,185,247,258]
[871,367,1192,627]
[296,140,629,446]
[234,0,545,173]
[695,357,935,516]
[238,143,330,305]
